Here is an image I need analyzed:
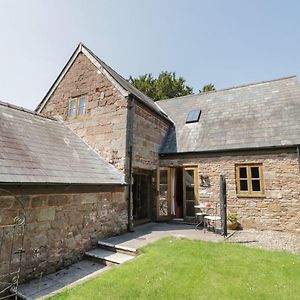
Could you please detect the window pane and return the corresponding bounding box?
[70,99,76,109]
[185,170,195,200]
[186,109,201,123]
[186,189,195,200]
[239,167,247,178]
[251,167,259,179]
[160,170,167,184]
[240,180,248,191]
[69,108,76,117]
[78,106,86,115]
[186,201,195,217]
[79,98,86,106]
[78,98,86,115]
[68,99,76,117]
[159,185,167,198]
[252,180,261,191]
[159,170,168,216]
[159,200,168,216]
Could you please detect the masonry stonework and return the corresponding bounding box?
[160,149,300,233]
[40,53,129,172]
[133,103,170,170]
[0,186,127,281]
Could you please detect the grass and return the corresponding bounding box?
[51,238,300,300]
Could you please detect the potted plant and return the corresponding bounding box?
[227,213,239,230]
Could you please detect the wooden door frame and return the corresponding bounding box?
[183,166,199,220]
[156,167,172,220]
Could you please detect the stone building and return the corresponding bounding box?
[0,43,300,281]
[157,78,300,231]
[0,100,126,280]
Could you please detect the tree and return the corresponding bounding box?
[200,83,216,93]
[129,71,193,101]
[129,74,156,100]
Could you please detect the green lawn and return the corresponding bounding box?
[51,238,300,300]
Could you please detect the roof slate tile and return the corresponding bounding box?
[157,76,300,154]
[0,101,125,185]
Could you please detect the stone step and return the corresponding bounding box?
[98,241,137,255]
[15,259,109,300]
[85,248,135,265]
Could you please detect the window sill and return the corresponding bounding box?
[236,194,266,198]
[67,114,86,120]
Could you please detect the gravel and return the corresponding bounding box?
[225,229,300,254]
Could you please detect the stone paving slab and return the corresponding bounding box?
[101,222,223,250]
[17,259,109,300]
[98,241,137,254]
[85,248,135,264]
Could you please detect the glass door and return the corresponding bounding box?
[183,167,198,221]
[157,168,171,220]
[133,173,150,222]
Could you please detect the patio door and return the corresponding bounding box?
[183,166,198,222]
[157,168,171,220]
[133,171,151,224]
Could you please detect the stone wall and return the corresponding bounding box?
[0,185,127,281]
[133,102,170,170]
[40,53,129,172]
[160,149,300,233]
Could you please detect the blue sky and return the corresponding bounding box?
[0,0,300,109]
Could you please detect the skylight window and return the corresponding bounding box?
[186,109,201,123]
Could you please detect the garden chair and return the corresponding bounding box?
[194,202,213,229]
[204,202,221,233]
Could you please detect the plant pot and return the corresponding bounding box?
[228,222,239,230]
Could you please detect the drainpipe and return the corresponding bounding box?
[127,96,135,232]
[128,144,134,231]
[297,146,300,172]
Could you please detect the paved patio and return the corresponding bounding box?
[101,222,224,250]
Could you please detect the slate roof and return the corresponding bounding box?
[157,76,300,154]
[0,101,125,185]
[36,43,172,124]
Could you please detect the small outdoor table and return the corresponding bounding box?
[194,204,212,229]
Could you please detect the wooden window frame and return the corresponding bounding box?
[157,167,171,220]
[235,164,265,197]
[68,97,87,119]
[183,166,199,219]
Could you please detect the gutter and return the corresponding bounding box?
[159,144,299,157]
[0,182,127,186]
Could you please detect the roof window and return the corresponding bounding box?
[186,109,201,123]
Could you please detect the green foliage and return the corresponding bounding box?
[129,74,156,99]
[52,238,300,300]
[228,213,238,223]
[129,71,193,101]
[200,83,216,93]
